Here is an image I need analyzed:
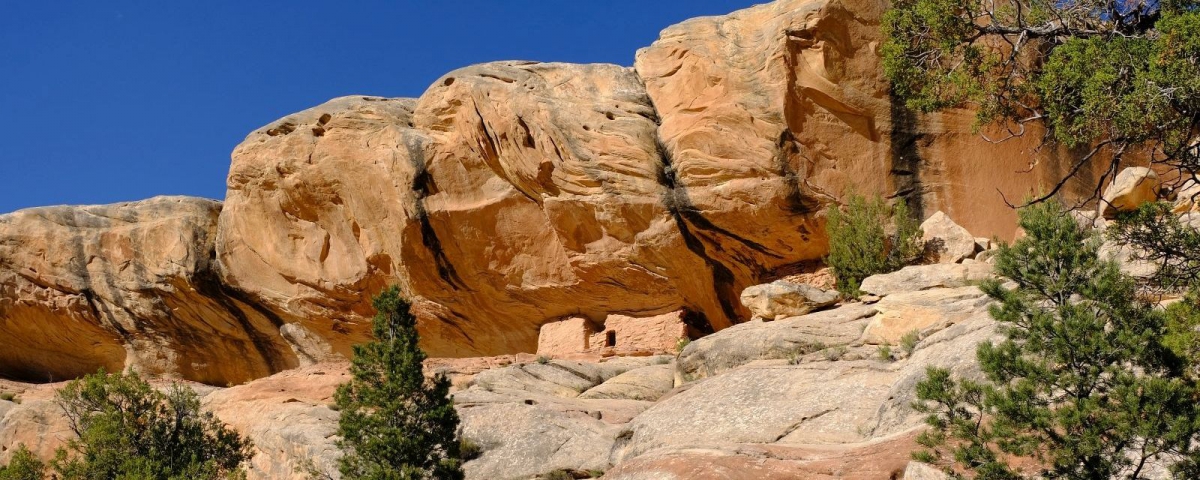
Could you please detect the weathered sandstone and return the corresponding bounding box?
[1,0,1115,385]
[920,211,978,264]
[0,197,296,385]
[1101,167,1160,218]
[859,263,994,297]
[740,280,840,320]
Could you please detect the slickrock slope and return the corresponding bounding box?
[1,0,1109,383]
[0,265,1000,479]
[0,197,297,385]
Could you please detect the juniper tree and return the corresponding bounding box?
[334,286,463,480]
[52,370,251,480]
[912,201,1200,478]
[882,0,1200,201]
[826,194,923,295]
[0,445,44,480]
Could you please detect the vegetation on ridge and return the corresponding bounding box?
[911,201,1200,478]
[825,194,923,296]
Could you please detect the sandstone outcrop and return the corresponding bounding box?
[2,0,1116,385]
[920,211,978,264]
[1101,167,1160,218]
[858,263,994,297]
[1,279,998,479]
[0,197,296,385]
[739,280,840,320]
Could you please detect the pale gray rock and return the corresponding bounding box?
[904,462,948,480]
[859,263,994,297]
[862,286,991,345]
[614,314,996,464]
[677,303,878,380]
[579,364,675,401]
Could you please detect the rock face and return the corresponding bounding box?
[1,0,1115,384]
[740,280,840,320]
[0,197,296,385]
[920,211,978,264]
[858,263,994,297]
[1102,167,1160,218]
[0,276,998,480]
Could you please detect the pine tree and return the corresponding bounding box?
[334,286,463,480]
[912,201,1200,478]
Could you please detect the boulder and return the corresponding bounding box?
[1100,240,1158,280]
[1101,167,1160,218]
[920,211,977,264]
[614,318,998,464]
[859,263,994,297]
[603,434,921,480]
[904,462,949,480]
[1173,176,1200,214]
[739,280,840,320]
[861,286,991,345]
[579,364,675,401]
[677,303,878,380]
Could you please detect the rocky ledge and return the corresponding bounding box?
[0,0,1110,386]
[1,262,1001,479]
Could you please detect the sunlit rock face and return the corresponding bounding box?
[0,196,296,385]
[1,0,1108,384]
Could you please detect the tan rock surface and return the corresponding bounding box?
[740,280,840,320]
[0,196,296,385]
[616,315,997,464]
[677,303,878,380]
[861,286,991,345]
[859,263,994,297]
[215,64,743,362]
[635,0,1108,248]
[1102,167,1160,218]
[921,211,977,264]
[3,0,1118,384]
[603,433,919,480]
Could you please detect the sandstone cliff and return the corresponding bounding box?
[1,0,1108,384]
[0,263,1001,479]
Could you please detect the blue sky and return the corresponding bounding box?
[0,1,751,214]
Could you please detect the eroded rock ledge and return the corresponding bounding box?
[1,0,1105,384]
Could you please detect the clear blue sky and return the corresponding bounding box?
[0,1,751,214]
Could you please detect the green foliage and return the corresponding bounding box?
[1109,202,1200,292]
[826,195,923,295]
[899,330,920,357]
[877,344,893,362]
[883,0,1200,174]
[51,369,251,480]
[912,201,1200,478]
[334,285,464,480]
[542,470,571,480]
[536,355,550,365]
[674,337,691,354]
[458,439,482,462]
[823,345,849,361]
[0,445,44,480]
[1164,290,1200,371]
[0,393,14,402]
